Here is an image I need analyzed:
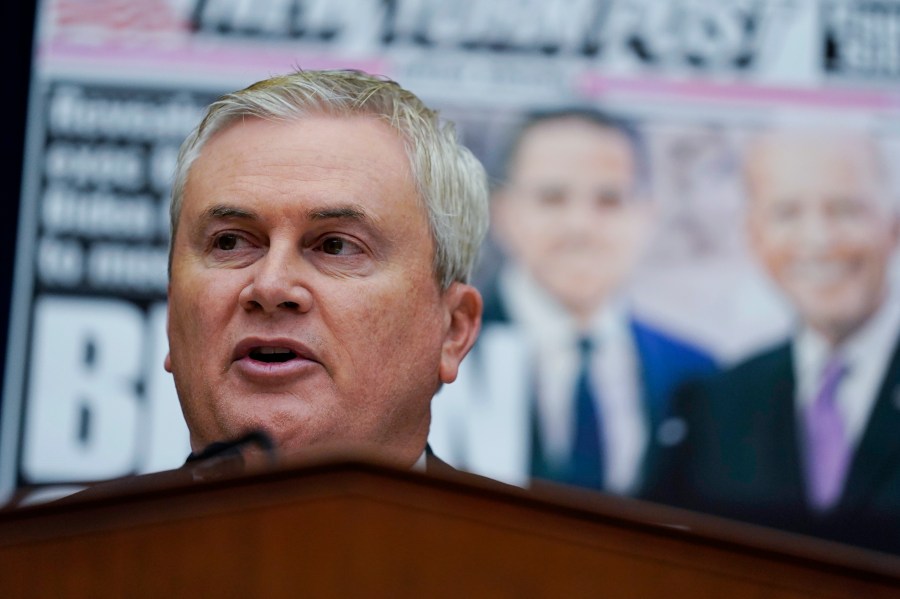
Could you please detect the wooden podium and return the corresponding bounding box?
[1,457,898,598]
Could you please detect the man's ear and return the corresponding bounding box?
[438,282,483,384]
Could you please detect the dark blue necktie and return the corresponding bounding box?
[568,336,604,490]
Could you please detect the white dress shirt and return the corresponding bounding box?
[793,293,900,451]
[413,450,427,472]
[500,266,648,495]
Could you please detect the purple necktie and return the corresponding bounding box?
[802,356,850,511]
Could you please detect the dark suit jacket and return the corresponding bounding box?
[481,276,717,493]
[645,339,900,555]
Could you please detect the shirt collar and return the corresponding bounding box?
[412,449,427,473]
[794,289,900,407]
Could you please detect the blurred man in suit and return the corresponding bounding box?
[430,109,716,494]
[648,129,900,554]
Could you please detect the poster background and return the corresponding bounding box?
[4,0,900,503]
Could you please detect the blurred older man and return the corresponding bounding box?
[648,129,900,554]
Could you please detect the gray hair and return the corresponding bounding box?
[170,69,489,288]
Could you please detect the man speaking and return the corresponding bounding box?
[43,68,488,491]
[161,69,489,470]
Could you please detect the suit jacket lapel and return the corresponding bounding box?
[838,334,900,513]
[768,345,810,509]
[629,319,660,429]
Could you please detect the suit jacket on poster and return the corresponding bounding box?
[645,339,900,555]
[481,277,717,494]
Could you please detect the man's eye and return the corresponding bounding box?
[317,236,364,256]
[769,201,800,223]
[830,198,866,220]
[595,189,624,209]
[322,237,348,255]
[214,233,241,251]
[536,189,567,207]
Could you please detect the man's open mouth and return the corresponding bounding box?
[249,347,297,363]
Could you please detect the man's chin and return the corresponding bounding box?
[801,306,877,344]
[553,287,615,315]
[538,271,608,296]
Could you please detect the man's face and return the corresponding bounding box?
[746,132,899,344]
[165,115,480,466]
[492,119,652,324]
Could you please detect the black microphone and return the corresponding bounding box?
[184,430,277,481]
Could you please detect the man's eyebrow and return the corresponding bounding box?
[307,206,369,221]
[198,204,371,226]
[203,205,258,222]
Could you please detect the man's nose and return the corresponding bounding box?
[238,246,313,313]
[560,194,601,233]
[796,208,838,252]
